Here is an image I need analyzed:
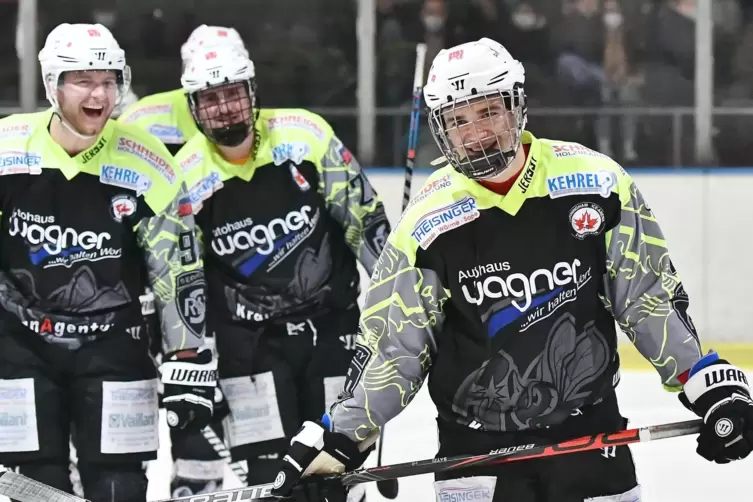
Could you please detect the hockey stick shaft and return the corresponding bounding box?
[200,424,248,484]
[402,43,428,212]
[382,42,428,501]
[149,418,701,502]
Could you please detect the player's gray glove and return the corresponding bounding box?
[160,346,217,431]
[679,351,753,463]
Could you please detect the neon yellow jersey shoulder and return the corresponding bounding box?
[106,121,184,213]
[392,166,485,261]
[256,108,334,166]
[535,138,627,202]
[117,88,198,144]
[172,132,226,212]
[0,111,53,173]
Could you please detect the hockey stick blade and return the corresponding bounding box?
[0,471,88,502]
[375,433,397,499]
[154,418,702,502]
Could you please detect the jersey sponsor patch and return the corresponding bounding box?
[179,152,203,173]
[569,202,605,239]
[221,373,286,446]
[100,379,159,454]
[110,194,138,222]
[271,142,310,166]
[8,208,122,268]
[0,378,38,452]
[409,174,452,208]
[100,164,152,195]
[411,196,479,250]
[266,114,325,140]
[547,170,617,199]
[116,137,176,184]
[551,143,611,160]
[0,150,41,175]
[176,270,206,337]
[147,124,185,144]
[0,123,32,140]
[122,103,172,123]
[187,171,223,211]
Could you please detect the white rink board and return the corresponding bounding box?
[363,168,753,343]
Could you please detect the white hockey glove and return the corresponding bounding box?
[160,346,217,431]
[270,416,375,502]
[679,351,753,463]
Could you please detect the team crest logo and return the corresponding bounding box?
[569,202,605,239]
[176,271,206,336]
[110,194,137,222]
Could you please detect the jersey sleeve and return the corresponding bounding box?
[329,232,449,442]
[602,172,702,389]
[317,128,390,276]
[134,159,205,355]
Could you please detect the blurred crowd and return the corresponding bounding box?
[1,0,752,166]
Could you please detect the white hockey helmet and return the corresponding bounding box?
[180,25,248,67]
[38,23,131,111]
[181,45,257,147]
[424,38,526,179]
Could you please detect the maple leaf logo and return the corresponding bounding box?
[574,210,598,231]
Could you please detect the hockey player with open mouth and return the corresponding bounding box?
[0,23,215,502]
[270,38,753,502]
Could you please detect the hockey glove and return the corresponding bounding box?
[270,416,375,501]
[679,351,753,463]
[161,346,217,431]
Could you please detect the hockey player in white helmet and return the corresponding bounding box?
[175,43,388,502]
[0,23,214,501]
[118,24,247,498]
[118,24,248,156]
[271,38,753,501]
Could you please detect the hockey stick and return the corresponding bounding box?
[0,471,86,502]
[142,418,702,502]
[401,43,428,213]
[200,424,248,484]
[375,42,429,502]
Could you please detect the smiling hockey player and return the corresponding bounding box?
[174,44,389,500]
[0,23,215,502]
[270,38,753,502]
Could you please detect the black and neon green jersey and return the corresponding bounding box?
[175,108,389,325]
[0,110,205,352]
[330,131,702,441]
[117,89,199,156]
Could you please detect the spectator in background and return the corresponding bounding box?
[139,9,169,58]
[598,0,639,162]
[448,0,511,47]
[505,1,553,100]
[552,0,604,107]
[421,0,448,75]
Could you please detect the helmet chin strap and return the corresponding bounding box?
[53,109,98,141]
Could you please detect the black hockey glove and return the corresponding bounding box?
[679,351,753,463]
[270,417,375,501]
[160,346,217,431]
